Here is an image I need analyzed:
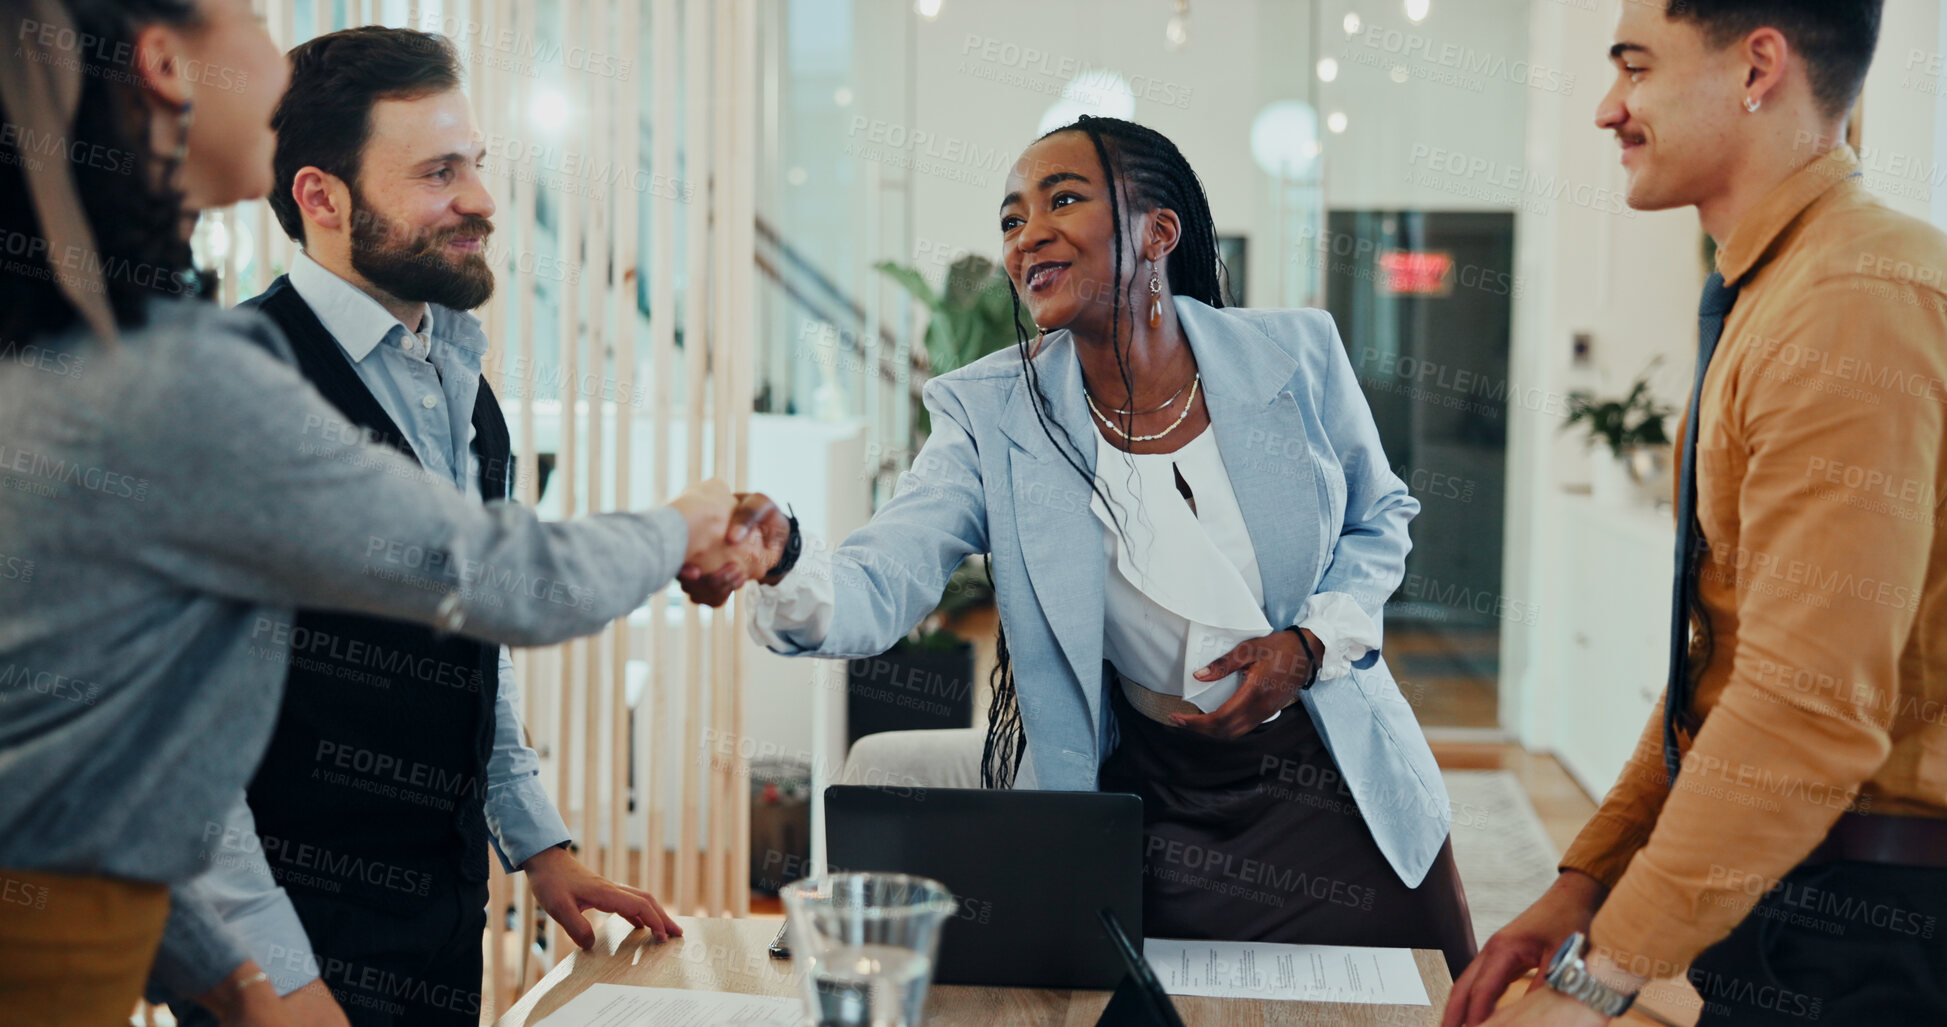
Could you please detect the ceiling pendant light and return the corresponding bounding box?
[1165,0,1190,51]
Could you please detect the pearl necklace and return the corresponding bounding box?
[1086,374,1201,443]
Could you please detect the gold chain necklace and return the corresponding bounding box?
[1086,374,1201,443]
[1093,371,1197,416]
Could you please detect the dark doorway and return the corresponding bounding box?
[1324,210,1515,730]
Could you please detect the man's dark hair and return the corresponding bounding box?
[1665,0,1883,121]
[268,27,463,243]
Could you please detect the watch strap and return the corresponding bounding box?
[1545,932,1636,1018]
[763,506,802,581]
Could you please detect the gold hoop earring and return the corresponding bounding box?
[1148,266,1163,329]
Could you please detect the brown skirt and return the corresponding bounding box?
[0,869,169,1027]
[1097,683,1479,978]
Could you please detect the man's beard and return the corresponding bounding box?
[347,186,496,312]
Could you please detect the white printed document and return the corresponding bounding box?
[1143,938,1431,1006]
[537,984,804,1026]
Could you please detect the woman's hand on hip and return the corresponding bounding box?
[1171,628,1321,740]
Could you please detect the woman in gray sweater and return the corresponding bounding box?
[0,1,734,1023]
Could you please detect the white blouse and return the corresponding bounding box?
[747,431,1382,707]
[1089,428,1377,716]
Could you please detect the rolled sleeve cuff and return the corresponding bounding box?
[226,893,319,996]
[489,776,573,871]
[1588,862,1718,980]
[748,532,834,653]
[149,884,251,1000]
[1296,591,1383,681]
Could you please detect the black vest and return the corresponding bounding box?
[241,276,511,909]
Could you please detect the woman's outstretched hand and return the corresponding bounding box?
[677,492,792,607]
[1171,628,1322,740]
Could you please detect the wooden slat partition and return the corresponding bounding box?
[705,0,733,921]
[606,0,639,901]
[727,0,758,919]
[643,0,679,908]
[191,0,763,1020]
[677,0,712,920]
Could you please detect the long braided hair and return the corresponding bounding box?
[0,0,209,345]
[981,115,1230,788]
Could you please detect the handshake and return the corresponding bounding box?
[666,478,794,607]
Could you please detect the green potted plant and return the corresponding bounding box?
[875,255,1035,436]
[842,262,1019,751]
[1562,364,1676,506]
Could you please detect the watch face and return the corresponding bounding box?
[1547,932,1580,978]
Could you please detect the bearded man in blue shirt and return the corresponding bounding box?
[159,27,680,1027]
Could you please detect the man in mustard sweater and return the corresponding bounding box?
[1447,1,1947,1025]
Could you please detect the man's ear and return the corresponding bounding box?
[1739,26,1791,108]
[292,167,352,234]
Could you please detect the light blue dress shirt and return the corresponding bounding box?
[174,253,572,997]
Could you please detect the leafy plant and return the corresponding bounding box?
[876,255,1034,435]
[893,558,996,648]
[893,629,971,654]
[868,261,1014,631]
[1562,364,1675,459]
[935,556,995,620]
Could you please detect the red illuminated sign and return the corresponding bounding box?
[1380,251,1454,296]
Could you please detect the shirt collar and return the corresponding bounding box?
[289,250,415,362]
[1716,145,1862,286]
[287,251,490,363]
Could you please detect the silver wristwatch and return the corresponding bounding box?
[1543,932,1636,1018]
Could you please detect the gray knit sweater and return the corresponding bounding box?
[0,297,685,993]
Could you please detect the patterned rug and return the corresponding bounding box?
[1443,769,1561,945]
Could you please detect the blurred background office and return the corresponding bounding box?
[154,0,1947,1023]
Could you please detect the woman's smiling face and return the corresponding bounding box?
[1000,131,1151,337]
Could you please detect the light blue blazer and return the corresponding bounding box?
[777,296,1450,888]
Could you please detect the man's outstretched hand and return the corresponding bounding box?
[668,478,735,567]
[1442,870,1605,1027]
[678,492,792,606]
[523,845,683,949]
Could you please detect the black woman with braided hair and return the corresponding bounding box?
[686,115,1476,972]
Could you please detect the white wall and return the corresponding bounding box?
[1859,0,1947,225]
[1502,0,1706,755]
[890,0,1281,303]
[844,0,1533,310]
[1318,0,1544,214]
